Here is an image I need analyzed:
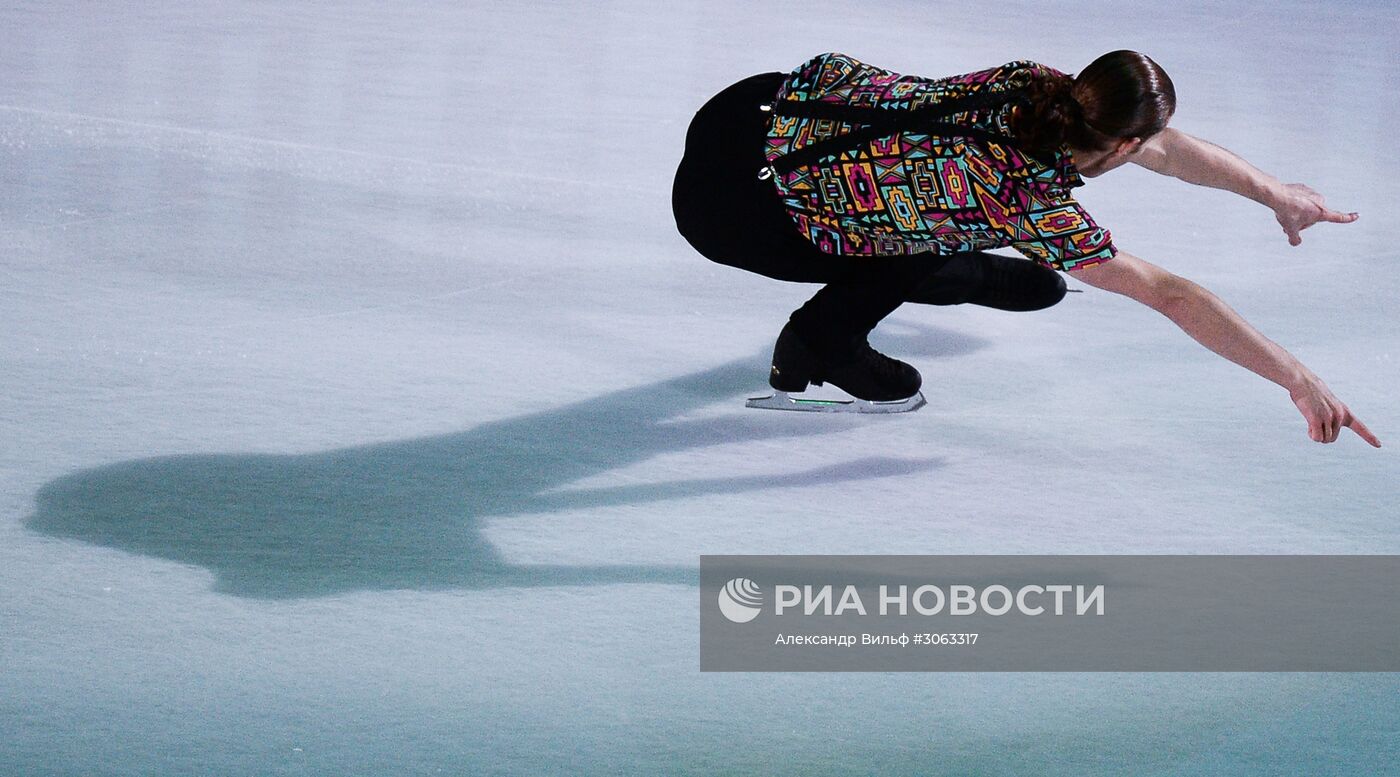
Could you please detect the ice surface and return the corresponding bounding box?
[2,1,1397,774]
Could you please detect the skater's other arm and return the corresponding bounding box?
[1068,252,1380,447]
[1132,128,1359,245]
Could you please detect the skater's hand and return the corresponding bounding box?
[1289,376,1380,447]
[1272,183,1358,246]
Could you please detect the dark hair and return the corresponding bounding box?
[1012,50,1176,153]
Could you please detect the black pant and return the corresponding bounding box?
[671,71,1004,347]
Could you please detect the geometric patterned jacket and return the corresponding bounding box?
[764,52,1118,271]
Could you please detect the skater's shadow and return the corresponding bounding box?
[25,325,984,599]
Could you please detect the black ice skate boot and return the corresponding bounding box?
[768,320,922,402]
[912,253,1067,311]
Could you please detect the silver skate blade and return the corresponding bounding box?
[745,390,926,414]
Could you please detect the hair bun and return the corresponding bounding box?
[1012,73,1082,153]
[1010,51,1177,155]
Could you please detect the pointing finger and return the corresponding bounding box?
[1346,416,1382,448]
[1323,210,1359,224]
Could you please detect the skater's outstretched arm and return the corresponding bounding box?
[1132,127,1360,245]
[1068,252,1381,447]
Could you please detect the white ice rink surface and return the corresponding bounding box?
[3,1,1397,774]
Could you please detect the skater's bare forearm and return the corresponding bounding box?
[1158,279,1381,446]
[1134,128,1284,207]
[1156,276,1307,390]
[1070,253,1380,446]
[1134,128,1360,246]
[1067,254,1298,382]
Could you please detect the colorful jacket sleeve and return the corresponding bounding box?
[1009,191,1118,272]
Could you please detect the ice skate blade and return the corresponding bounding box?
[745,390,926,414]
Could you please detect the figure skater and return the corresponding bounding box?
[671,51,1378,445]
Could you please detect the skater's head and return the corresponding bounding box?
[1013,50,1176,177]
